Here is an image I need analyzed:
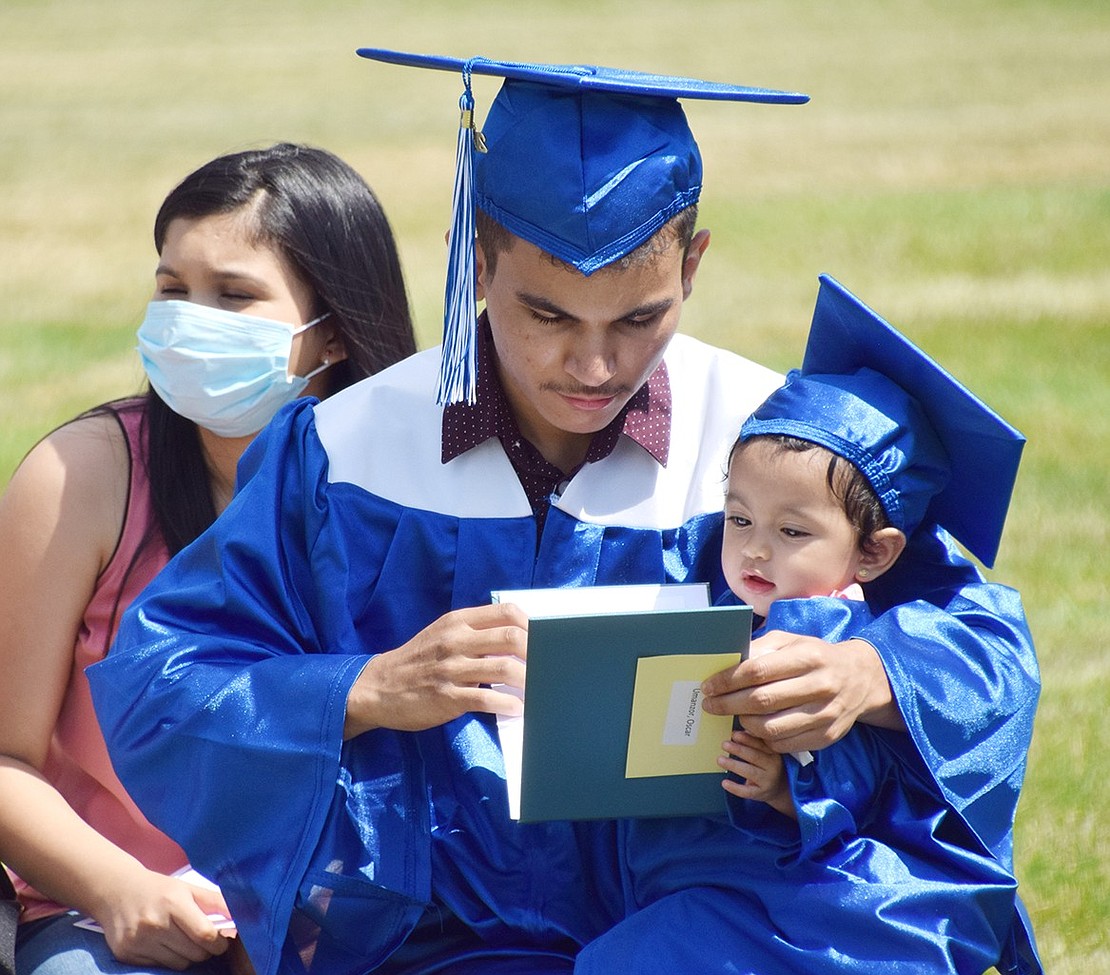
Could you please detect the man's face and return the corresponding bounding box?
[476,229,708,471]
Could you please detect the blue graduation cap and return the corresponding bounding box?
[357,47,809,404]
[740,275,1025,567]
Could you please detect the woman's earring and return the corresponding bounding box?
[858,568,870,579]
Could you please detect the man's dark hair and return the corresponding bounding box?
[476,205,699,280]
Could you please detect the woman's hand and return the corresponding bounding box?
[93,870,233,970]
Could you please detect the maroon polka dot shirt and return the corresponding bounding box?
[442,315,671,527]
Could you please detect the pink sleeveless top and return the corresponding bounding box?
[14,401,189,922]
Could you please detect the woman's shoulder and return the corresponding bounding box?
[38,404,136,471]
[7,404,136,548]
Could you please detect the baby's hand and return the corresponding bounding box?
[719,729,796,819]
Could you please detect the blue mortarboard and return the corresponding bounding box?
[357,48,808,404]
[740,275,1025,567]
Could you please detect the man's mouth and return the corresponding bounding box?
[559,393,618,412]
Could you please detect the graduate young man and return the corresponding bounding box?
[90,52,1041,975]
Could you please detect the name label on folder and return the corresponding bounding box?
[625,652,738,779]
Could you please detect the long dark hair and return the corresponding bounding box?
[146,142,417,553]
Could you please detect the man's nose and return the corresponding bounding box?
[565,339,616,389]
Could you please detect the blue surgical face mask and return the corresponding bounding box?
[137,300,332,438]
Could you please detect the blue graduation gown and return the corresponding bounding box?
[585,595,1042,975]
[88,338,1040,975]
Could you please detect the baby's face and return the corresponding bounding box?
[722,440,865,617]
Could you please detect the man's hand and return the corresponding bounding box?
[344,602,529,738]
[701,632,905,754]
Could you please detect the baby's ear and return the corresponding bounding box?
[855,528,907,583]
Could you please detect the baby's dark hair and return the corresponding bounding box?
[730,434,892,556]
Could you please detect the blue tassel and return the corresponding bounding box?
[437,62,486,405]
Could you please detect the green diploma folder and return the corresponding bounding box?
[491,584,752,822]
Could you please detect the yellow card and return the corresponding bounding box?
[625,652,738,778]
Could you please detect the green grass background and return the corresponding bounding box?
[2,0,1107,970]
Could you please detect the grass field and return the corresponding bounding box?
[2,0,1108,970]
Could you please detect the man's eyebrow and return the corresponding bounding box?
[515,292,675,322]
[516,291,576,319]
[621,297,675,320]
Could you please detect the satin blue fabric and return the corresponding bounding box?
[355,50,807,278]
[90,399,1041,975]
[740,367,950,540]
[476,81,702,275]
[591,592,1041,974]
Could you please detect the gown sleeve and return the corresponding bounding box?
[724,597,897,860]
[858,526,1040,863]
[89,399,374,975]
[742,530,1040,867]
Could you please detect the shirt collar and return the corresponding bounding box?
[441,314,671,467]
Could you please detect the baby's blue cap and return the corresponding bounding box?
[740,275,1025,567]
[357,48,808,404]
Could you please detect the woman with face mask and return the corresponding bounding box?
[0,143,417,975]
